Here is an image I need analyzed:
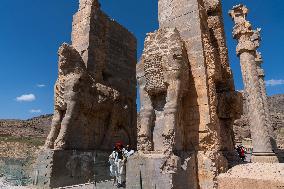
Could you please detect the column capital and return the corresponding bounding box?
[229,4,249,24]
[230,4,262,55]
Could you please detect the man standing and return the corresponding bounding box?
[109,142,127,188]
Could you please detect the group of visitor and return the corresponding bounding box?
[109,142,134,188]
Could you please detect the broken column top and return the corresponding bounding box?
[229,4,249,21]
[79,0,100,10]
[229,4,262,55]
[229,4,253,39]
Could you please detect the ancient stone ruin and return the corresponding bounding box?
[35,0,137,188]
[127,0,242,188]
[33,0,283,189]
[217,4,283,189]
[229,4,278,163]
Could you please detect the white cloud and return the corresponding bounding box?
[16,94,36,102]
[265,79,284,87]
[29,109,41,114]
[37,84,46,88]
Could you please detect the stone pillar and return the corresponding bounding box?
[229,4,278,163]
[204,1,243,164]
[35,0,137,188]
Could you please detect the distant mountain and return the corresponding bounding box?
[0,94,283,147]
[0,114,52,138]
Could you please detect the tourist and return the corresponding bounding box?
[109,147,118,180]
[236,145,246,162]
[240,146,246,162]
[109,142,127,188]
[123,144,135,158]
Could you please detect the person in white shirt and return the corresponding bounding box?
[109,142,130,188]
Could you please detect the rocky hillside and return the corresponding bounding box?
[234,94,284,149]
[0,114,52,138]
[268,94,284,114]
[0,114,52,186]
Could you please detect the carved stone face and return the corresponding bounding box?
[58,43,85,75]
[58,45,72,73]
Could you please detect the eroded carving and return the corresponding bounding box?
[45,43,121,150]
[138,28,189,153]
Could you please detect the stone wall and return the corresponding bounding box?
[34,150,112,189]
[134,0,242,188]
[72,0,136,98]
[44,0,136,151]
[71,0,137,150]
[36,0,137,188]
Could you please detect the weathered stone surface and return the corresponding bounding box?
[36,0,137,188]
[204,0,242,155]
[44,43,130,150]
[137,27,190,153]
[133,0,242,188]
[126,152,198,189]
[217,163,284,189]
[34,150,111,188]
[44,0,137,151]
[229,4,278,162]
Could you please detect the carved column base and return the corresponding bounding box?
[251,152,279,163]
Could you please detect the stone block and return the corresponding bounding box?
[126,152,198,189]
[217,163,284,189]
[34,150,112,189]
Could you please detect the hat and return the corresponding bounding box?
[115,141,124,149]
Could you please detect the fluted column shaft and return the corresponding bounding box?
[239,51,273,153]
[229,4,277,162]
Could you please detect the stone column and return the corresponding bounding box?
[255,52,269,117]
[229,4,278,163]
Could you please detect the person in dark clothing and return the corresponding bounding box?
[236,145,246,162]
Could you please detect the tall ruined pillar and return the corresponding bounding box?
[159,0,241,188]
[204,0,242,159]
[35,0,137,188]
[127,0,241,189]
[229,4,278,163]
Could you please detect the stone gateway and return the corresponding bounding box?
[34,0,282,189]
[34,0,137,188]
[128,0,242,189]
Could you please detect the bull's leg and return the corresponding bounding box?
[163,79,182,153]
[44,109,64,149]
[54,101,77,150]
[138,89,154,151]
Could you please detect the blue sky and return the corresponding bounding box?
[0,0,283,119]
